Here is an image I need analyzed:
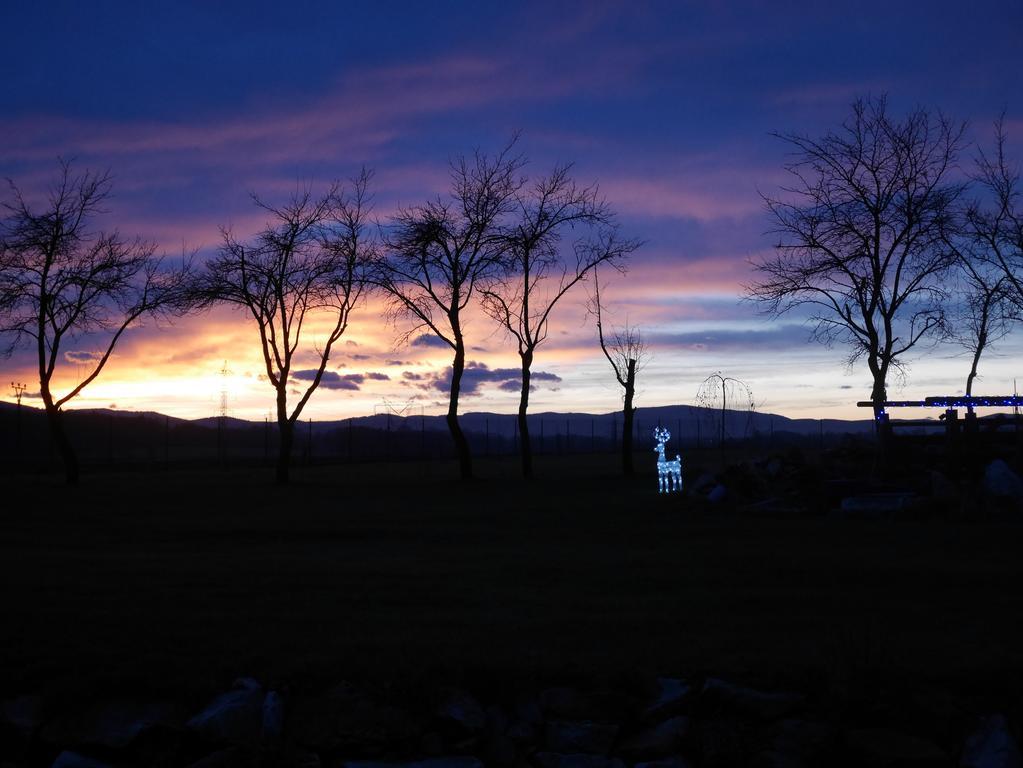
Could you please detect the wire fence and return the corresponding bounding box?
[0,407,829,473]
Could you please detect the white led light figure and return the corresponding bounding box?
[653,426,682,493]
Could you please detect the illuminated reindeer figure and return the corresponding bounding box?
[653,426,682,493]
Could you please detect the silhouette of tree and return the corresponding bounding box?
[204,172,373,484]
[695,372,756,448]
[950,252,1015,399]
[481,165,639,478]
[0,161,194,485]
[748,96,966,422]
[376,142,524,480]
[589,268,647,476]
[959,116,1023,325]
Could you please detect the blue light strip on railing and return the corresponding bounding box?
[856,397,1023,409]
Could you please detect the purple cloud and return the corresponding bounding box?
[64,350,104,364]
[407,361,562,396]
[410,334,451,349]
[294,369,366,390]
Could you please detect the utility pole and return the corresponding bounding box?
[218,361,232,462]
[10,382,27,460]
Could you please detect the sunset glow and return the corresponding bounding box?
[2,3,1020,422]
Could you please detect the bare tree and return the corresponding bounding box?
[961,116,1023,318]
[204,172,373,484]
[590,268,647,476]
[481,165,639,478]
[376,143,524,480]
[951,255,1015,400]
[695,372,756,448]
[0,161,194,485]
[748,97,967,422]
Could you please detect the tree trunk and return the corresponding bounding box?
[43,397,79,486]
[966,331,986,405]
[622,358,636,476]
[448,341,473,480]
[518,350,533,479]
[869,366,888,422]
[275,388,293,485]
[869,365,890,470]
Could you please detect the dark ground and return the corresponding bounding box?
[2,450,1022,711]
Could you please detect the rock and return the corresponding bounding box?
[642,678,692,720]
[707,485,727,504]
[1,695,44,734]
[261,690,284,746]
[281,746,322,768]
[232,677,262,692]
[513,696,544,725]
[844,727,949,767]
[486,704,511,735]
[699,679,804,722]
[434,688,486,733]
[765,719,837,763]
[533,754,625,768]
[507,720,539,746]
[186,747,257,768]
[420,731,445,755]
[51,753,114,768]
[342,759,483,768]
[41,698,181,750]
[839,493,916,518]
[290,693,420,752]
[545,720,619,754]
[960,714,1023,768]
[692,473,716,493]
[187,689,264,745]
[540,688,592,720]
[485,732,519,766]
[634,758,691,768]
[983,460,1023,501]
[691,718,748,766]
[616,716,689,759]
[889,689,970,754]
[741,498,805,518]
[748,752,802,768]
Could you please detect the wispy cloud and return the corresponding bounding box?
[293,369,391,391]
[648,324,812,352]
[401,361,562,397]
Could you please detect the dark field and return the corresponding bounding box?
[3,454,1023,705]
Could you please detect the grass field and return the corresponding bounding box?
[3,454,1022,706]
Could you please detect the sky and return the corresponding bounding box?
[1,1,1021,421]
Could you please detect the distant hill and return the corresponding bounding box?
[0,399,939,469]
[1,399,877,438]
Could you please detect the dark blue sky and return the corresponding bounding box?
[2,1,1021,418]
